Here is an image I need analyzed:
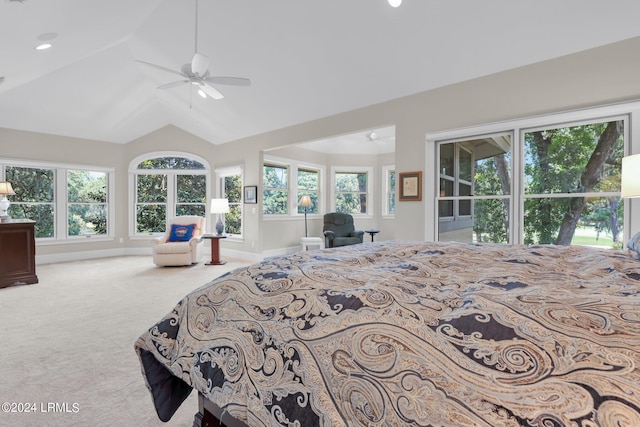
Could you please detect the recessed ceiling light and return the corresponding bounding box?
[388,0,402,7]
[35,43,52,51]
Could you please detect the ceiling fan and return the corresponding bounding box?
[136,0,250,100]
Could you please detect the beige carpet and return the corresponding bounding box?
[0,255,252,427]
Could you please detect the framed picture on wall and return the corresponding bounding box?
[399,171,422,201]
[244,186,257,204]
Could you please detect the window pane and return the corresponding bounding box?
[263,166,287,189]
[263,190,288,214]
[440,144,454,176]
[136,205,166,233]
[224,175,242,204]
[524,196,623,246]
[6,166,54,202]
[68,204,107,236]
[439,198,509,244]
[335,172,366,192]
[475,154,511,196]
[137,175,167,203]
[472,199,509,243]
[336,193,365,214]
[177,175,206,203]
[459,149,472,182]
[297,169,318,190]
[68,170,107,203]
[524,121,623,195]
[225,204,242,235]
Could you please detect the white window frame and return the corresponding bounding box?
[426,102,639,244]
[1,158,115,244]
[216,164,244,240]
[330,166,374,218]
[263,154,325,220]
[128,151,210,238]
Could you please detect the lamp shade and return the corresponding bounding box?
[622,154,640,198]
[299,195,312,207]
[210,198,230,214]
[0,181,15,195]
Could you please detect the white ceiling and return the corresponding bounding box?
[2,0,640,147]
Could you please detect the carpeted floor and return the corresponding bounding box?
[0,255,252,427]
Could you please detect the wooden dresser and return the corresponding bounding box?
[0,220,38,288]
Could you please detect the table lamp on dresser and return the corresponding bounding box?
[0,181,15,223]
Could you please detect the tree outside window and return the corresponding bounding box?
[297,168,319,214]
[335,171,367,214]
[134,155,207,234]
[6,166,55,238]
[67,170,107,236]
[436,118,624,248]
[223,174,242,235]
[263,164,288,214]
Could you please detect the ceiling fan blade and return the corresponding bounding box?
[206,76,251,86]
[191,53,209,77]
[200,82,224,100]
[136,60,186,78]
[157,80,189,89]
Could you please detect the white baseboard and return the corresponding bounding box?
[35,246,266,265]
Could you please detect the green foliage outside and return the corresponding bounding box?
[7,166,55,238]
[470,121,623,246]
[263,165,288,214]
[335,172,367,214]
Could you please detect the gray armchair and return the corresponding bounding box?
[323,212,364,248]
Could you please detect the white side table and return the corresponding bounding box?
[301,237,324,251]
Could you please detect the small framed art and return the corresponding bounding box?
[399,171,422,201]
[244,186,257,204]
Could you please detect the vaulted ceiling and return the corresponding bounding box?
[2,0,640,146]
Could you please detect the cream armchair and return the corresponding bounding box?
[152,216,205,266]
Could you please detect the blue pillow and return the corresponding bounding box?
[167,224,195,242]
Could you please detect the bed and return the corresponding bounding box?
[135,241,640,427]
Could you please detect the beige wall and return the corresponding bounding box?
[3,36,640,261]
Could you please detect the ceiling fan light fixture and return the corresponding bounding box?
[197,89,207,99]
[388,0,402,7]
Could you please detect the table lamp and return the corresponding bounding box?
[299,195,312,237]
[0,181,16,223]
[210,198,230,235]
[622,154,640,258]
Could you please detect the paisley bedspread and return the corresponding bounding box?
[135,241,640,426]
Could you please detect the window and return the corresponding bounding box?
[437,139,510,242]
[67,170,107,237]
[131,154,208,235]
[334,170,370,215]
[2,161,113,241]
[297,168,319,214]
[522,121,623,246]
[382,165,396,216]
[5,165,55,238]
[263,163,288,215]
[432,111,626,248]
[218,167,243,237]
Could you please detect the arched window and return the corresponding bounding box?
[130,153,209,235]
